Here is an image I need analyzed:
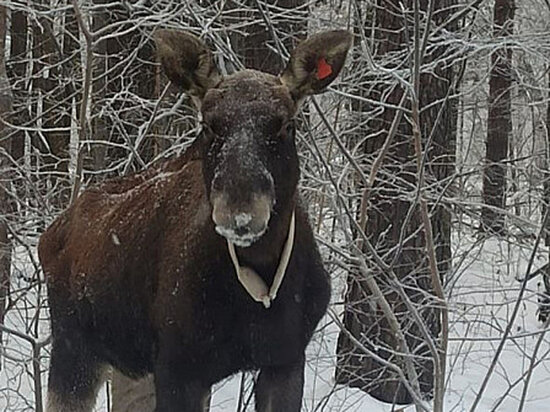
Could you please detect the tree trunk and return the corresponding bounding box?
[540,67,550,323]
[228,0,308,74]
[0,4,14,371]
[31,0,77,205]
[336,0,457,404]
[7,8,26,160]
[546,68,550,247]
[481,0,515,234]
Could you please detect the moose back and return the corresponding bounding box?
[39,29,351,412]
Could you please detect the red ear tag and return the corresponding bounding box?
[317,57,333,80]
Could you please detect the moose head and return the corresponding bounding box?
[155,29,351,248]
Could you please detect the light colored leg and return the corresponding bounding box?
[111,371,156,412]
[46,389,98,412]
[110,371,211,411]
[202,389,211,412]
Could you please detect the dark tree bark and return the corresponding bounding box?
[546,68,550,247]
[90,3,157,172]
[29,0,80,205]
[540,68,550,323]
[227,0,308,74]
[0,4,14,371]
[336,0,457,404]
[7,8,26,160]
[481,0,515,234]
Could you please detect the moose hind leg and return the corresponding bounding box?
[255,358,305,412]
[47,337,105,412]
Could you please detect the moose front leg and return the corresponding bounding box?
[255,358,305,412]
[153,348,211,412]
[153,371,210,412]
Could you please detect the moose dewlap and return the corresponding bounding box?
[39,29,351,412]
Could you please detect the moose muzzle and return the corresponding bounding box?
[211,192,273,247]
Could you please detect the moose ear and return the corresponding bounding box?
[281,30,352,100]
[154,29,221,101]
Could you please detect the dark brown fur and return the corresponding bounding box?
[39,30,351,412]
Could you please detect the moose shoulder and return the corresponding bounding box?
[39,29,351,412]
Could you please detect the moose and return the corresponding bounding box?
[38,29,351,412]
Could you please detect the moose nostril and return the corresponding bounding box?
[234,225,250,237]
[211,192,272,247]
[234,213,252,228]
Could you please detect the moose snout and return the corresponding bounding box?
[211,193,273,247]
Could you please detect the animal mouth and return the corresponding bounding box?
[215,224,267,248]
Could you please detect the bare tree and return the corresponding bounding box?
[6,7,26,160]
[226,0,308,73]
[29,0,77,205]
[481,0,515,234]
[540,67,550,323]
[0,4,13,370]
[336,0,457,407]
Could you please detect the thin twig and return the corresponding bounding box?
[70,0,94,205]
[411,2,448,411]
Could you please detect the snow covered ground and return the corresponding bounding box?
[1,231,550,411]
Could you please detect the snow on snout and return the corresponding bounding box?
[215,224,267,248]
[234,213,252,228]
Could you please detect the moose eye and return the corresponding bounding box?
[201,122,218,144]
[281,121,296,141]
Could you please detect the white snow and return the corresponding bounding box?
[234,213,253,228]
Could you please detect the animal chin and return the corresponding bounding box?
[215,225,266,248]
